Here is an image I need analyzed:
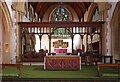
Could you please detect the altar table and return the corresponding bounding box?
[44,56,81,70]
[54,48,67,54]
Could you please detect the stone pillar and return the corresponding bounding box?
[98,2,112,63]
[11,11,17,64]
[0,7,3,64]
[105,3,112,63]
[106,13,111,56]
[0,7,3,80]
[98,2,107,56]
[11,1,26,63]
[11,11,22,64]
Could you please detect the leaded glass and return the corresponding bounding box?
[52,6,69,21]
[51,6,70,38]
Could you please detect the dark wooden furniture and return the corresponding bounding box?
[45,56,80,70]
[21,53,44,62]
[103,56,113,63]
[21,49,46,62]
[115,59,120,64]
[0,64,22,78]
[97,64,120,78]
[81,52,102,65]
[48,53,56,55]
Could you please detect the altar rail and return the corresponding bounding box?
[0,64,22,78]
[97,64,120,78]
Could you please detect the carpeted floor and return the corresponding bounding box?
[22,66,98,78]
[2,65,119,79]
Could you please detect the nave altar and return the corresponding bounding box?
[45,55,81,70]
[54,48,67,54]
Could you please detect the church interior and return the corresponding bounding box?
[0,0,120,82]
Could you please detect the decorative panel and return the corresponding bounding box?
[45,56,80,70]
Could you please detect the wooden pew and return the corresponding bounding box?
[115,59,120,64]
[97,64,120,78]
[0,64,22,78]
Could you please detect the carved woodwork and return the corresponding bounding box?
[18,22,104,62]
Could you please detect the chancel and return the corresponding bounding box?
[0,1,120,82]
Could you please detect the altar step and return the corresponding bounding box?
[2,78,119,82]
[22,62,44,66]
[22,61,103,66]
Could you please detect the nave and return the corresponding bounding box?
[0,1,120,82]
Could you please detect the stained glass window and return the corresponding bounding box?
[51,6,69,21]
[51,6,70,38]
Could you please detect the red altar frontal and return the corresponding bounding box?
[44,56,81,70]
[54,48,67,54]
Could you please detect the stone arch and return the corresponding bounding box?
[0,2,12,63]
[111,2,120,62]
[42,3,79,22]
[87,3,98,21]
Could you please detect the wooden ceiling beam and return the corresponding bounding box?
[65,3,82,20]
[36,2,45,13]
[83,2,91,9]
[39,3,49,19]
[29,2,91,20]
[18,21,104,27]
[30,2,38,15]
[73,3,83,19]
[81,2,88,11]
[76,3,85,15]
[33,2,38,10]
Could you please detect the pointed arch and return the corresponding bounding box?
[0,2,12,63]
[87,3,98,21]
[111,2,120,62]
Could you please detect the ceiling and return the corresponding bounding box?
[29,2,91,20]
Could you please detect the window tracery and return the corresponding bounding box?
[51,6,69,21]
[51,6,71,38]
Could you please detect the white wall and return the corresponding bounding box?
[73,34,81,50]
[109,2,117,21]
[35,35,72,53]
[41,35,49,52]
[51,38,72,53]
[22,15,30,22]
[35,35,40,52]
[37,35,82,53]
